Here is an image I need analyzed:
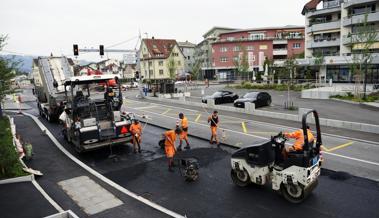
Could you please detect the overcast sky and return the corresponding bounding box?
[0,0,308,61]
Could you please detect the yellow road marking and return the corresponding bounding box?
[161,108,172,115]
[327,141,354,152]
[241,122,247,133]
[321,145,330,152]
[195,114,201,122]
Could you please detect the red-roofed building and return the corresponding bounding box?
[139,38,186,81]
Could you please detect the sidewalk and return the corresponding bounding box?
[0,182,58,218]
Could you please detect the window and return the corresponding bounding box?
[220,57,228,62]
[233,56,239,62]
[159,69,164,75]
[247,46,254,51]
[188,56,191,60]
[177,61,181,66]
[233,46,241,52]
[220,47,228,52]
[172,53,179,57]
[148,61,152,66]
[227,37,235,41]
[293,43,301,49]
[159,61,163,66]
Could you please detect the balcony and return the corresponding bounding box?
[273,39,288,44]
[342,32,379,45]
[343,11,379,26]
[344,0,378,8]
[306,38,341,49]
[273,49,288,56]
[307,20,341,33]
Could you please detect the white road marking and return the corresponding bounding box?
[324,152,379,167]
[23,113,186,218]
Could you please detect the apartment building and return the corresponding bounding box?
[178,41,196,75]
[139,38,185,81]
[302,0,379,83]
[195,27,238,79]
[211,26,305,80]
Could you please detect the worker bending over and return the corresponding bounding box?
[178,113,190,151]
[284,125,314,153]
[208,110,219,145]
[164,128,182,172]
[130,120,142,153]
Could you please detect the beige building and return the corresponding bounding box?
[139,38,186,81]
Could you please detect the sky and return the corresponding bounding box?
[0,0,309,61]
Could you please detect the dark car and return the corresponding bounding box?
[233,92,271,108]
[202,91,239,104]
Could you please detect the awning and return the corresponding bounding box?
[353,42,379,50]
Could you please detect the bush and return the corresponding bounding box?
[233,82,314,91]
[0,117,26,179]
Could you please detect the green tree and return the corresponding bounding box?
[233,46,249,80]
[0,35,17,117]
[283,57,297,108]
[190,59,202,81]
[348,13,378,99]
[167,57,177,81]
[313,52,325,87]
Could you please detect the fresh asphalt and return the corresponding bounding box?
[15,112,379,218]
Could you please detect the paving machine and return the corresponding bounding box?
[62,74,133,152]
[230,110,322,203]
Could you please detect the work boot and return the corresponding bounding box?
[168,166,174,172]
[177,146,182,151]
[184,144,191,150]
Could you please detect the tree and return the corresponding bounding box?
[263,57,274,83]
[313,52,325,87]
[167,57,177,81]
[190,59,202,81]
[0,35,17,118]
[348,13,378,99]
[233,46,249,80]
[283,57,297,109]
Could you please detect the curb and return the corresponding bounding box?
[0,175,34,185]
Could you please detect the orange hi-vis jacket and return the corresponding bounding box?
[181,116,188,129]
[130,123,142,135]
[164,130,177,158]
[285,129,315,151]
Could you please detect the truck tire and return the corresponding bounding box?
[231,169,250,187]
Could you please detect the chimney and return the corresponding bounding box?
[152,36,155,40]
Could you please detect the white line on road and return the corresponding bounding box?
[324,152,379,167]
[23,113,186,218]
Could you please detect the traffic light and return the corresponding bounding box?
[99,45,104,56]
[73,44,79,56]
[135,71,139,79]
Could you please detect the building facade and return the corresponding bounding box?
[195,27,238,79]
[211,26,305,81]
[139,38,185,81]
[178,41,196,75]
[302,0,379,83]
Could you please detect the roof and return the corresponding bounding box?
[202,26,239,38]
[219,25,305,35]
[142,38,178,59]
[178,41,196,48]
[302,0,322,15]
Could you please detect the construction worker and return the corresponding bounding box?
[178,113,190,151]
[164,128,182,172]
[130,120,142,153]
[284,125,314,153]
[208,110,219,144]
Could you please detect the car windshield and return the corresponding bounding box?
[211,92,223,97]
[243,92,258,99]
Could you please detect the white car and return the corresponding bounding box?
[122,82,139,90]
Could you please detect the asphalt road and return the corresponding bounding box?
[123,96,379,181]
[186,84,379,125]
[33,114,379,218]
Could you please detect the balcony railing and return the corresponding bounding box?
[323,0,340,9]
[214,35,304,43]
[307,38,340,49]
[342,32,379,45]
[343,11,379,26]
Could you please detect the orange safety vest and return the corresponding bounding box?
[181,116,188,129]
[130,123,142,135]
[285,129,314,151]
[164,130,177,157]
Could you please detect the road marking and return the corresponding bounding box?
[134,105,158,110]
[134,99,379,147]
[321,145,330,152]
[23,113,186,218]
[161,108,172,115]
[324,151,379,167]
[241,122,247,133]
[195,114,201,122]
[327,141,354,152]
[250,132,277,135]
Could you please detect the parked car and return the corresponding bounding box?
[121,82,139,90]
[234,92,271,108]
[202,91,239,104]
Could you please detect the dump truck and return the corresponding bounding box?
[33,56,74,122]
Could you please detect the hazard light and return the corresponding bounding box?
[121,126,128,134]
